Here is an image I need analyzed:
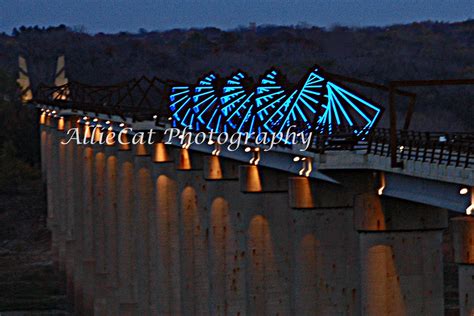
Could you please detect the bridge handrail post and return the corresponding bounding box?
[430,137,436,163]
[464,143,473,168]
[367,132,373,154]
[438,141,445,165]
[415,132,421,161]
[455,143,462,167]
[422,132,429,162]
[447,141,454,166]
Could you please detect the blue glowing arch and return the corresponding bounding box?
[225,69,290,135]
[219,72,254,133]
[193,73,220,131]
[169,73,220,131]
[169,84,193,129]
[316,81,382,135]
[261,67,324,141]
[168,65,383,142]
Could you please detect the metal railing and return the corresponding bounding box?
[32,77,474,169]
[367,128,473,168]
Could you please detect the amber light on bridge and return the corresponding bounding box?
[84,122,92,139]
[378,172,386,196]
[57,116,65,131]
[467,187,474,215]
[244,165,262,192]
[179,148,192,170]
[106,127,115,146]
[93,124,103,143]
[135,142,148,156]
[39,112,46,125]
[152,143,170,162]
[119,129,130,151]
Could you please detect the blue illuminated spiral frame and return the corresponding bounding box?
[168,65,384,141]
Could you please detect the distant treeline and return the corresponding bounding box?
[0,21,473,131]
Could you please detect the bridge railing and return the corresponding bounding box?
[310,128,473,168]
[367,128,474,168]
[310,126,369,152]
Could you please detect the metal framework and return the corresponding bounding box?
[35,76,169,120]
[168,66,385,140]
[32,68,474,169]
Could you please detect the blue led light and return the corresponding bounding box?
[318,81,381,135]
[168,66,383,140]
[261,68,324,142]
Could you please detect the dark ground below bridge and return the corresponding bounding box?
[0,180,70,315]
[0,178,462,315]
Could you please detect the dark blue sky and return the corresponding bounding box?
[1,0,473,34]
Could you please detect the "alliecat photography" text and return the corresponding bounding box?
[61,125,313,152]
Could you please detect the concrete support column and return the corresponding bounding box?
[40,124,47,183]
[238,165,291,315]
[92,144,109,315]
[82,144,96,314]
[63,117,77,303]
[451,216,474,316]
[57,126,68,273]
[151,153,182,315]
[204,156,243,315]
[175,157,210,315]
[244,194,292,315]
[103,144,120,314]
[116,148,138,314]
[133,144,152,315]
[46,125,60,267]
[288,176,360,315]
[72,132,85,315]
[148,147,168,313]
[355,195,447,315]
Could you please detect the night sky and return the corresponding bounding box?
[1,0,473,34]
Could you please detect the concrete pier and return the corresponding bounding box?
[452,217,474,316]
[72,125,85,315]
[103,145,119,314]
[133,144,153,315]
[356,195,447,315]
[82,144,96,314]
[152,158,181,314]
[39,114,472,315]
[116,146,138,314]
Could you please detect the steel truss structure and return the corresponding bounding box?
[33,66,474,168]
[168,66,383,141]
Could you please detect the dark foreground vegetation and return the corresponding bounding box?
[0,71,67,314]
[0,180,70,315]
